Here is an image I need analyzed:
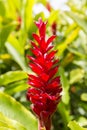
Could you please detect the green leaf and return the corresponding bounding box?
[36,0,47,5]
[25,0,35,31]
[8,35,24,55]
[81,93,87,102]
[0,121,15,130]
[0,127,14,130]
[0,1,6,16]
[70,69,85,84]
[65,23,77,36]
[5,0,18,19]
[48,10,58,25]
[5,42,27,71]
[59,67,70,104]
[68,121,87,130]
[5,34,28,70]
[66,12,87,33]
[0,92,38,130]
[0,22,17,49]
[20,0,35,32]
[78,117,87,127]
[0,112,26,130]
[4,80,29,95]
[68,48,85,58]
[57,27,80,56]
[58,102,71,130]
[0,71,27,85]
[61,52,74,67]
[8,0,21,13]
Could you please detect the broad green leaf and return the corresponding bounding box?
[61,52,74,67]
[8,35,24,55]
[36,0,47,5]
[78,117,87,127]
[5,0,18,19]
[59,67,70,104]
[8,0,21,12]
[0,112,26,130]
[0,92,38,130]
[79,101,87,112]
[20,0,35,37]
[5,35,28,70]
[19,0,27,47]
[73,60,87,70]
[0,71,27,85]
[5,80,29,95]
[0,54,11,60]
[5,42,27,71]
[68,48,86,58]
[57,27,80,56]
[66,12,87,33]
[20,0,35,46]
[81,93,87,102]
[0,1,6,16]
[48,10,58,25]
[0,22,17,49]
[65,23,77,35]
[68,121,87,130]
[25,0,35,31]
[0,121,15,130]
[70,69,85,84]
[0,127,14,130]
[58,102,71,130]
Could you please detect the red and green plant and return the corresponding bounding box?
[0,0,87,130]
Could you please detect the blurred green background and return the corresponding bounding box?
[0,0,87,130]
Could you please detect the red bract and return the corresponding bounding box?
[16,16,22,30]
[27,18,62,130]
[51,21,57,35]
[46,2,52,12]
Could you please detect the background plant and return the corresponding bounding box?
[0,0,87,130]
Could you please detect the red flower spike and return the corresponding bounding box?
[27,18,62,130]
[47,35,56,47]
[32,33,40,43]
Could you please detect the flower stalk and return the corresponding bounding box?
[27,18,62,130]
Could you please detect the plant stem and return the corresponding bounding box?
[38,118,51,130]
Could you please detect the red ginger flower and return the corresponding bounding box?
[27,18,62,130]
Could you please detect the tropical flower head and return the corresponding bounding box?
[27,18,62,130]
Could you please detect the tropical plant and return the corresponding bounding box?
[0,0,87,130]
